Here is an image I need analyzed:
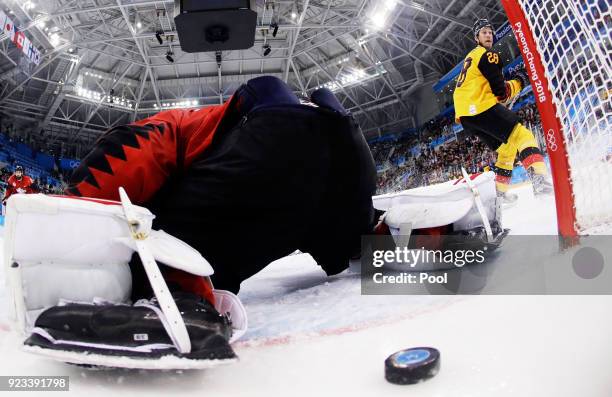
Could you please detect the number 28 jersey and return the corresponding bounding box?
[453,45,508,120]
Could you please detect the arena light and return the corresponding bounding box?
[75,86,134,108]
[134,13,142,30]
[316,66,387,92]
[48,32,60,47]
[371,12,387,29]
[337,57,349,65]
[385,0,397,6]
[290,4,297,20]
[368,0,397,30]
[159,99,199,109]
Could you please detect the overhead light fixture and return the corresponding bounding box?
[135,13,142,29]
[271,22,278,37]
[290,3,298,20]
[68,47,74,53]
[384,0,397,9]
[48,32,60,47]
[371,12,387,29]
[155,30,163,45]
[263,44,271,56]
[368,0,398,30]
[166,50,174,63]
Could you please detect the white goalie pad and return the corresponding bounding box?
[3,194,148,330]
[2,193,247,346]
[373,171,499,232]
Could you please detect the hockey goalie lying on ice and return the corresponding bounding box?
[2,76,507,369]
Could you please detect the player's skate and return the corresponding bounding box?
[497,190,518,208]
[2,192,247,370]
[527,168,554,196]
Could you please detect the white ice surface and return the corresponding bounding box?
[0,184,611,396]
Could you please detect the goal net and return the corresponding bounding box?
[501,0,612,236]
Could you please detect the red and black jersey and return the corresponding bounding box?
[66,101,234,204]
[66,76,377,293]
[4,174,36,202]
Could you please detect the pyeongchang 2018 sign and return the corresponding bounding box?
[513,21,546,104]
[0,10,42,65]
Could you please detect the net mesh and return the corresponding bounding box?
[519,0,612,233]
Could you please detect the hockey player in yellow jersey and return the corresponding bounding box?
[454,19,552,205]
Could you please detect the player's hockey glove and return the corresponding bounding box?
[512,69,530,90]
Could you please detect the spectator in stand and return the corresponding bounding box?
[370,101,543,195]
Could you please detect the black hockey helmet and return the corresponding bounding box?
[473,18,494,38]
[15,165,23,172]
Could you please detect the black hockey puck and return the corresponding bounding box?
[384,347,440,385]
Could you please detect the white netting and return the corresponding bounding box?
[519,0,612,233]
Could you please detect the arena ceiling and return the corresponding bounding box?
[0,0,507,144]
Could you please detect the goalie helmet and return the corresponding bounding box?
[473,18,494,38]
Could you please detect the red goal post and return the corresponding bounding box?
[501,0,612,239]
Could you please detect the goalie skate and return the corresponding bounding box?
[22,293,237,370]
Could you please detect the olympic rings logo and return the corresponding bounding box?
[546,129,558,152]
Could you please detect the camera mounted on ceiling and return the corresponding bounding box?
[173,0,257,53]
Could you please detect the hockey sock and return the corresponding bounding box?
[505,122,547,175]
[494,142,516,193]
[494,167,513,192]
[519,146,547,175]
